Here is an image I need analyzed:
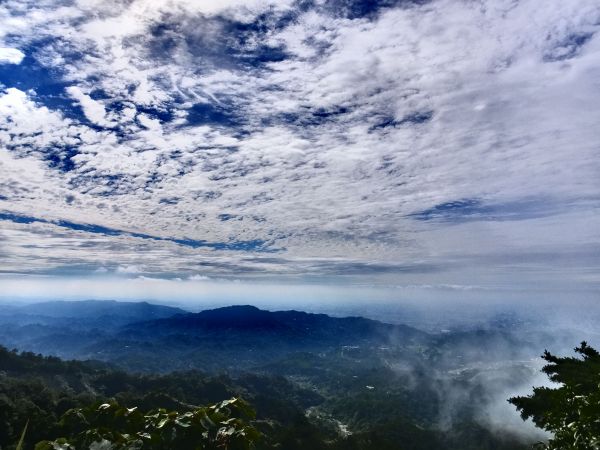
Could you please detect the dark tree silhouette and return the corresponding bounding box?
[509,342,600,450]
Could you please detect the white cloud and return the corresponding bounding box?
[66,86,116,127]
[116,265,144,274]
[0,47,25,64]
[188,274,211,281]
[0,0,598,292]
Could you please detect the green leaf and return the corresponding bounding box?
[16,419,28,450]
[157,417,170,429]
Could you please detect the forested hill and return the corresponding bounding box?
[0,345,328,450]
[0,303,430,372]
[120,305,426,349]
[0,345,530,450]
[86,305,429,372]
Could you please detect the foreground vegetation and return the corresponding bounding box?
[510,342,600,450]
[0,346,329,450]
[6,341,600,449]
[36,398,260,450]
[0,345,531,450]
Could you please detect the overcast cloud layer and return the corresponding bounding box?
[0,0,599,294]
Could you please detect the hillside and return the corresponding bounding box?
[0,345,530,450]
[0,303,428,372]
[86,305,428,372]
[0,300,185,357]
[0,299,185,325]
[0,345,332,450]
[0,301,538,450]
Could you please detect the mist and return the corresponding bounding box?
[2,274,598,447]
[2,288,597,446]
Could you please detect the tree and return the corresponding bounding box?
[35,397,261,450]
[509,342,600,450]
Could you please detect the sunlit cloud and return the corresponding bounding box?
[0,47,24,64]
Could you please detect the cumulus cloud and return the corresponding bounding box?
[0,0,598,292]
[116,265,144,274]
[188,274,211,281]
[66,86,116,127]
[0,47,24,64]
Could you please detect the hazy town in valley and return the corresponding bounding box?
[0,1,599,449]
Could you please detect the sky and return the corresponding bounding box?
[0,0,599,301]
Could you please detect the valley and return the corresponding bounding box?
[0,299,563,449]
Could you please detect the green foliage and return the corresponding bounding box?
[35,398,260,450]
[16,420,28,450]
[0,342,534,450]
[509,342,600,450]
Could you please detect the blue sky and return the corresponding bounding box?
[0,0,599,300]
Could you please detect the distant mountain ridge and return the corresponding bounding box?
[126,304,425,340]
[74,305,429,372]
[0,301,428,372]
[0,300,186,329]
[10,299,186,319]
[0,300,187,357]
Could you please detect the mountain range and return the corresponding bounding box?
[0,299,543,450]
